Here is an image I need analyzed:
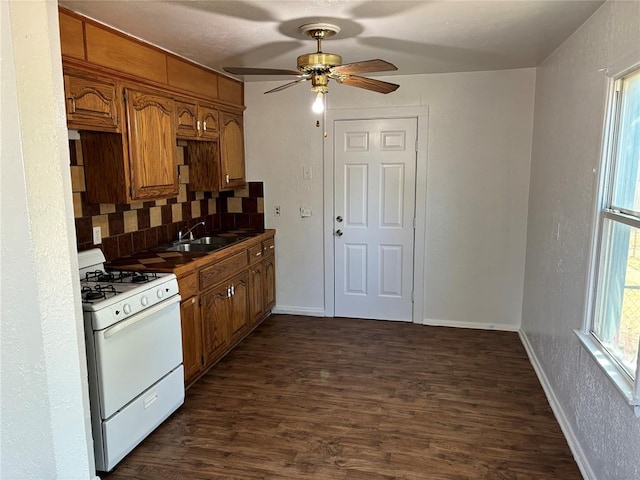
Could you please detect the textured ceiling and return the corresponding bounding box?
[59,0,604,80]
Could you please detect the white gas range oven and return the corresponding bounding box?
[78,248,184,472]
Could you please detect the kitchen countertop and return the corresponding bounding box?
[106,229,274,275]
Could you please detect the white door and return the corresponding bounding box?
[334,118,417,321]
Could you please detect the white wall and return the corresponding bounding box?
[0,1,95,478]
[521,1,640,479]
[245,68,535,329]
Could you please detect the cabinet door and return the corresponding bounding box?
[219,110,246,190]
[248,262,264,325]
[199,105,219,140]
[201,282,232,367]
[125,88,179,200]
[175,100,198,139]
[180,296,202,386]
[64,71,119,132]
[263,255,276,312]
[186,141,220,192]
[230,272,249,341]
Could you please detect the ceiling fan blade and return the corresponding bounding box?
[331,59,397,75]
[224,67,301,76]
[338,75,399,94]
[264,77,309,94]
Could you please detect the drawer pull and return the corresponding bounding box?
[255,251,262,257]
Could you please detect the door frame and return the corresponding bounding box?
[323,106,429,324]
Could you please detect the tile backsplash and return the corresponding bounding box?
[70,140,264,261]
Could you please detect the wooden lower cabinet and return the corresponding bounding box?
[263,254,276,312]
[201,271,248,367]
[248,261,264,326]
[176,232,275,388]
[180,295,201,384]
[201,280,233,366]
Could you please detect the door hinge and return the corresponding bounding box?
[411,290,415,302]
[412,217,416,229]
[415,140,419,152]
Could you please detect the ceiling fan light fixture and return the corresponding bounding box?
[312,91,325,114]
[224,21,399,98]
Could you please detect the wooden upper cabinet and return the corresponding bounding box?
[85,24,168,84]
[219,109,246,190]
[167,56,218,100]
[175,100,199,139]
[175,100,219,141]
[64,70,120,132]
[199,105,219,140]
[218,75,243,106]
[125,87,178,200]
[59,11,85,60]
[81,85,178,204]
[58,7,244,109]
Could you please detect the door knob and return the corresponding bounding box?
[335,229,343,237]
[336,216,343,222]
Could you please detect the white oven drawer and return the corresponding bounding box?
[94,295,182,419]
[99,365,184,472]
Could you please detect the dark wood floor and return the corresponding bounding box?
[103,315,581,480]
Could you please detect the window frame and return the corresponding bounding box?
[578,62,640,417]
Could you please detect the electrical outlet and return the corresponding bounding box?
[274,206,281,217]
[93,226,102,245]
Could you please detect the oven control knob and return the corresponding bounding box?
[157,289,164,299]
[123,304,132,315]
[141,296,149,307]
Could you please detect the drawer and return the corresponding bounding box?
[248,244,263,265]
[199,250,248,291]
[262,237,275,257]
[177,273,197,299]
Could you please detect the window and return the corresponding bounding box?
[584,66,640,414]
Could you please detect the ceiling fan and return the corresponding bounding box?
[224,23,399,112]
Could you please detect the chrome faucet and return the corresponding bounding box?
[178,221,205,242]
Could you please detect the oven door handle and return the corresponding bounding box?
[103,295,181,339]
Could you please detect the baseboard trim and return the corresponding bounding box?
[518,330,595,480]
[422,317,519,332]
[271,306,325,317]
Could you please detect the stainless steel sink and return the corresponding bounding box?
[158,235,243,253]
[164,243,218,253]
[190,236,241,247]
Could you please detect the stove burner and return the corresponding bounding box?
[84,270,105,283]
[81,284,120,303]
[85,291,105,301]
[98,272,115,282]
[131,272,149,284]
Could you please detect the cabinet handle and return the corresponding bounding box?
[203,121,207,132]
[225,174,230,184]
[197,120,201,132]
[227,286,231,298]
[191,297,195,304]
[231,284,235,296]
[255,251,262,257]
[67,97,76,113]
